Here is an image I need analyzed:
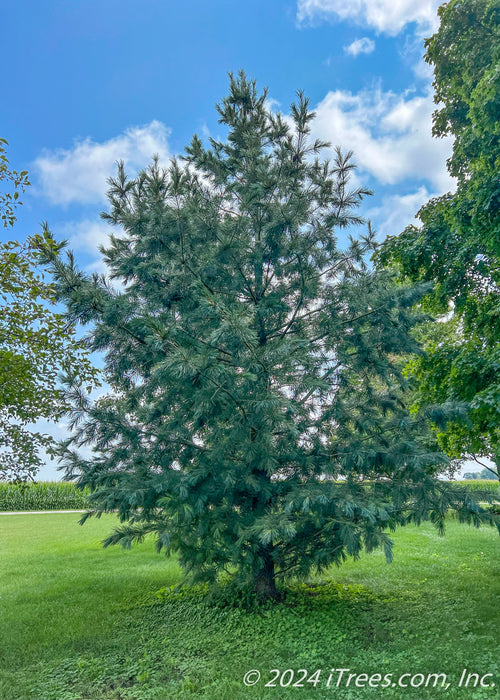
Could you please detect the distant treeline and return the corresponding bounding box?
[463,467,497,480]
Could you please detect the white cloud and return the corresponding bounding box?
[412,57,433,82]
[34,121,171,206]
[83,256,111,275]
[56,218,130,276]
[63,219,113,251]
[397,33,434,82]
[264,97,281,113]
[366,185,432,238]
[297,0,441,36]
[311,87,454,192]
[344,37,375,57]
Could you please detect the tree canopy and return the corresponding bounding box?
[378,0,500,477]
[0,142,98,481]
[38,73,499,597]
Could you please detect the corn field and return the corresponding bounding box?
[0,481,90,511]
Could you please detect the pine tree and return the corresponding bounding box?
[38,74,499,598]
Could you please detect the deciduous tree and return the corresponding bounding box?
[0,141,98,481]
[378,0,500,478]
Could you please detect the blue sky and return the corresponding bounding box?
[3,0,471,479]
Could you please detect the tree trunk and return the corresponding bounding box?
[254,547,278,599]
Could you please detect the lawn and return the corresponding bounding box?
[0,513,498,700]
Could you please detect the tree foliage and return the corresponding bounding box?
[463,468,497,480]
[0,238,100,481]
[378,0,500,477]
[0,141,99,481]
[0,139,30,228]
[38,74,499,597]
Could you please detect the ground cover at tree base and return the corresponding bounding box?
[0,513,498,700]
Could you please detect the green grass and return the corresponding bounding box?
[0,481,90,511]
[0,514,498,700]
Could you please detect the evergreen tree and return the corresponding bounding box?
[38,74,498,598]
